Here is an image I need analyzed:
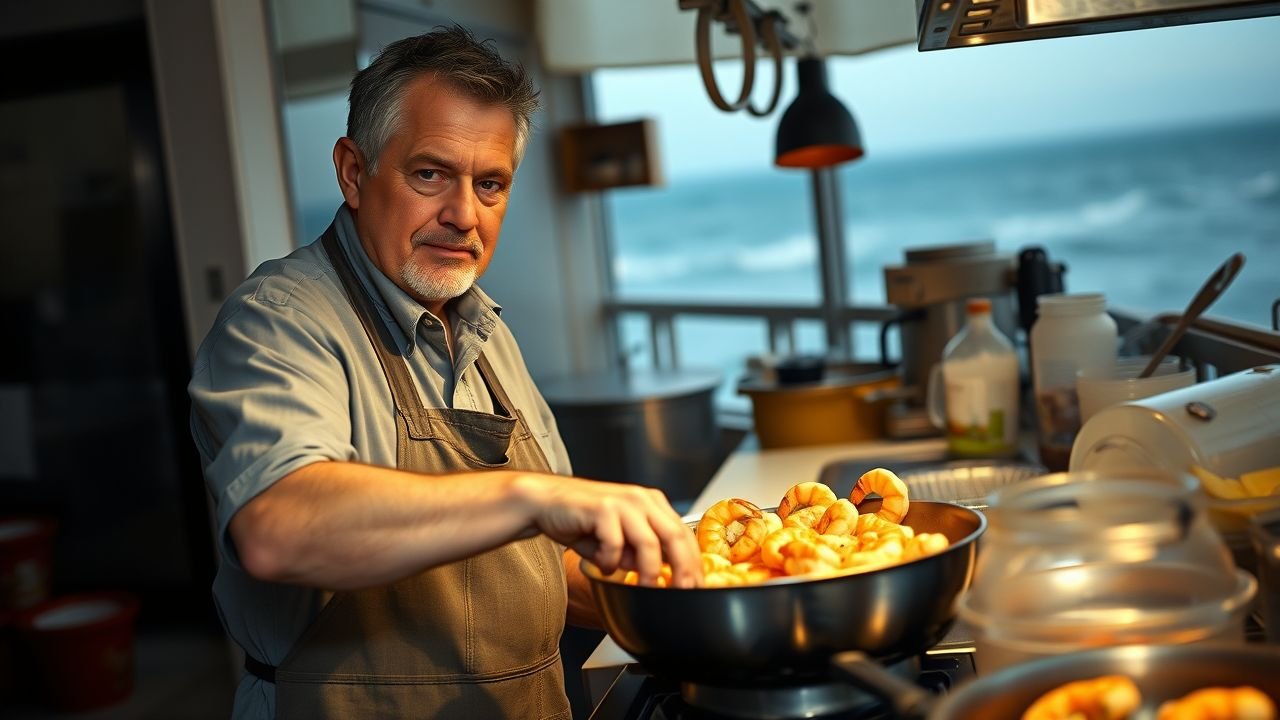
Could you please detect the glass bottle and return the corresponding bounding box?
[928,298,1020,458]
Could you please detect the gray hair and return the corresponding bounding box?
[347,25,540,174]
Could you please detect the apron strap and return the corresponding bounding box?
[474,353,516,419]
[320,226,427,417]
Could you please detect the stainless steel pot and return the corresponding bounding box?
[581,500,986,687]
[931,643,1280,720]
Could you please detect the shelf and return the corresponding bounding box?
[557,119,661,192]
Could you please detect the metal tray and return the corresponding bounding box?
[817,458,1048,509]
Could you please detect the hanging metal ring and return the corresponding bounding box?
[746,11,785,117]
[695,0,756,112]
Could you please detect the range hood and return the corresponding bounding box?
[917,0,1280,50]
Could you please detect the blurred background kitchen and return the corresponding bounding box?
[0,0,1278,718]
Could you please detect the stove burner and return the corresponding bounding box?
[590,652,975,720]
[680,657,918,719]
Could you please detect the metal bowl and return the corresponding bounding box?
[931,643,1280,720]
[581,500,986,687]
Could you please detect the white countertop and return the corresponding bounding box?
[581,435,950,680]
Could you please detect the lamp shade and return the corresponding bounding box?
[775,56,864,168]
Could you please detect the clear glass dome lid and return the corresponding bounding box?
[960,469,1255,664]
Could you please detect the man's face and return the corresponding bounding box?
[338,75,517,314]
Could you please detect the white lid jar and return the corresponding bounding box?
[1029,293,1117,470]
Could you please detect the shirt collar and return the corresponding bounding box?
[331,205,502,355]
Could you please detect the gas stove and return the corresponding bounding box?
[588,649,975,720]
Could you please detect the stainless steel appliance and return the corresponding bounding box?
[880,242,1020,439]
[916,0,1280,52]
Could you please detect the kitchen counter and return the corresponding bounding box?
[580,434,951,705]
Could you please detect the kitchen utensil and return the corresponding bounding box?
[1138,252,1245,378]
[958,469,1255,675]
[580,500,985,687]
[737,361,899,448]
[1072,364,1280,573]
[930,643,1280,720]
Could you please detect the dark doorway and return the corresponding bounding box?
[0,20,218,631]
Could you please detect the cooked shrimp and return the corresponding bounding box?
[1157,686,1276,720]
[697,498,768,563]
[855,513,913,542]
[815,499,861,536]
[760,526,819,570]
[902,532,950,561]
[761,510,783,535]
[782,504,829,530]
[731,562,779,585]
[623,564,673,587]
[1022,675,1142,720]
[777,481,838,520]
[780,538,842,578]
[817,532,858,559]
[849,468,910,523]
[844,536,904,571]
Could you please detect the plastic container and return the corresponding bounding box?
[1076,355,1196,425]
[927,298,1019,458]
[0,516,56,611]
[958,470,1255,675]
[1029,293,1117,471]
[17,592,140,712]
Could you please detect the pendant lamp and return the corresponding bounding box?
[774,55,863,169]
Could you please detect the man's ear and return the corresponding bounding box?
[334,137,364,209]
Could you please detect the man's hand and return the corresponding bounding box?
[513,475,702,589]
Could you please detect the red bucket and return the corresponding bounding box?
[17,592,140,712]
[0,516,56,611]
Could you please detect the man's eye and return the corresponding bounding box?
[478,180,503,192]
[415,170,440,182]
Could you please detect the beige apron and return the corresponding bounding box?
[257,227,570,719]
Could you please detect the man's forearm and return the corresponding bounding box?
[230,460,538,590]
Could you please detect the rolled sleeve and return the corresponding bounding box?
[190,293,356,567]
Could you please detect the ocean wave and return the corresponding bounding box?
[990,189,1149,242]
[732,234,816,272]
[1241,170,1280,200]
[615,233,821,283]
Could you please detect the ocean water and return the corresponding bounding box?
[604,116,1280,396]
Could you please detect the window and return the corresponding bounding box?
[593,18,1280,405]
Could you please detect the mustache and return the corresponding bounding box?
[411,230,482,258]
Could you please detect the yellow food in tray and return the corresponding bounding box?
[621,468,951,588]
[1193,464,1280,533]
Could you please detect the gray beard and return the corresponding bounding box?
[400,260,477,304]
[401,230,482,303]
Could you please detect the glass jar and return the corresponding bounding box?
[958,470,1256,675]
[1029,293,1117,471]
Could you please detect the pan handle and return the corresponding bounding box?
[829,651,934,720]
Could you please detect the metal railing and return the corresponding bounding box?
[607,299,1280,376]
[604,299,899,369]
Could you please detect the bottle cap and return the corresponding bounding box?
[966,298,992,314]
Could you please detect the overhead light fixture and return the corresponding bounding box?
[774,55,863,168]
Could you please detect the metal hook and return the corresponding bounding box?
[693,0,757,112]
[745,11,785,117]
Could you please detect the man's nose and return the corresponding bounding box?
[439,182,479,232]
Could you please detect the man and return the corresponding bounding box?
[189,25,701,719]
